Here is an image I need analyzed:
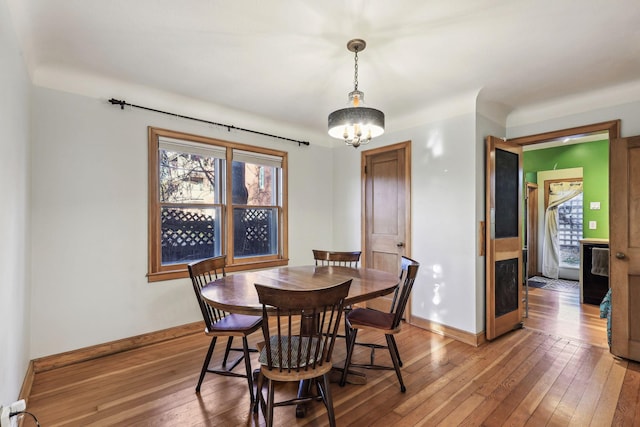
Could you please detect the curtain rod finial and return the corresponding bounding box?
[109,98,126,109]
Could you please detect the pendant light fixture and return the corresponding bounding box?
[328,39,385,148]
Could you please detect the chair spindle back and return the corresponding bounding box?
[312,250,361,268]
[188,256,228,331]
[389,256,420,328]
[256,280,351,373]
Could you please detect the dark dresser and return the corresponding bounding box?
[579,238,609,305]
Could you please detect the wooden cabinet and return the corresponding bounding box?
[579,238,609,305]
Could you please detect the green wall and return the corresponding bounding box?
[523,139,609,239]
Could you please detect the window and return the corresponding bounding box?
[148,127,288,281]
[557,192,583,267]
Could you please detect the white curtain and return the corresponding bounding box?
[542,181,583,279]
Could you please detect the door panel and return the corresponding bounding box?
[364,142,410,314]
[610,135,640,361]
[486,136,523,340]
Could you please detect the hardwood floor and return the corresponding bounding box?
[25,289,640,426]
[524,284,609,349]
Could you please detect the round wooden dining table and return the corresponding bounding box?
[200,265,399,315]
[200,264,398,418]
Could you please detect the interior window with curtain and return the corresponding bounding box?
[147,128,288,281]
[542,180,583,279]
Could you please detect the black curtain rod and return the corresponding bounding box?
[108,98,310,147]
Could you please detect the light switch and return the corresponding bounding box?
[589,221,597,230]
[590,202,601,210]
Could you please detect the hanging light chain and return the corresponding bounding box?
[353,48,359,92]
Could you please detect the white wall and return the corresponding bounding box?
[0,0,31,403]
[29,87,333,358]
[331,144,364,251]
[332,107,482,334]
[508,99,640,139]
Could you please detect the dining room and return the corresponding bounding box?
[4,1,640,426]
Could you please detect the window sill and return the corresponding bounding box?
[147,258,290,282]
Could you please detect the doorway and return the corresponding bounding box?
[511,121,616,347]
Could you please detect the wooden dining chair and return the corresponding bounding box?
[340,256,419,392]
[254,279,352,427]
[312,249,361,341]
[187,256,262,403]
[312,249,361,267]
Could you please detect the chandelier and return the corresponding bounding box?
[328,39,385,148]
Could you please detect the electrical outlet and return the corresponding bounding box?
[0,400,26,427]
[0,405,10,427]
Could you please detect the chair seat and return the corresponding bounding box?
[207,313,262,334]
[260,359,333,382]
[347,308,398,333]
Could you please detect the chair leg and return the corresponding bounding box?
[343,315,350,348]
[340,328,358,387]
[321,373,337,427]
[386,334,406,392]
[196,336,217,393]
[241,336,255,404]
[253,371,264,414]
[342,306,352,344]
[393,336,403,367]
[222,336,234,367]
[266,378,275,427]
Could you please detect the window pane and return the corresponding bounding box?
[233,207,278,258]
[232,161,277,206]
[558,192,583,267]
[161,206,222,265]
[160,149,220,203]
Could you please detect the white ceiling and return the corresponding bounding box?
[7,0,640,137]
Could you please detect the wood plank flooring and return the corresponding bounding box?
[524,284,609,349]
[25,288,640,426]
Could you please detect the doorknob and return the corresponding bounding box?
[616,252,626,259]
[397,242,405,247]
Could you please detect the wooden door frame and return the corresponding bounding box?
[507,120,619,148]
[512,122,619,268]
[510,120,619,327]
[490,120,619,338]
